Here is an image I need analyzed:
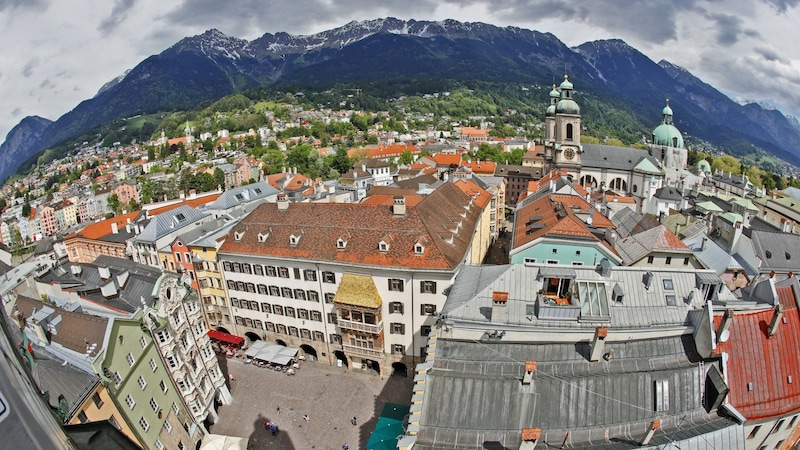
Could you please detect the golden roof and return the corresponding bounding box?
[334,273,382,308]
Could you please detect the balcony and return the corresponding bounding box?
[337,318,383,334]
[343,343,384,359]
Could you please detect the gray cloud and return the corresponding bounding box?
[98,0,138,36]
[754,46,788,63]
[0,0,46,13]
[11,107,21,118]
[39,79,53,89]
[706,13,748,46]
[761,0,800,13]
[21,58,38,77]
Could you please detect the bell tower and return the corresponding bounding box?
[551,75,582,173]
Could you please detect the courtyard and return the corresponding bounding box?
[210,355,414,449]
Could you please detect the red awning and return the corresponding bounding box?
[207,330,244,346]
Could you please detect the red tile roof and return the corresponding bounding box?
[219,183,486,270]
[431,154,462,167]
[462,160,496,175]
[714,280,800,420]
[68,210,141,240]
[513,194,615,251]
[148,195,221,216]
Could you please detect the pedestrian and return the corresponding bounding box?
[342,444,349,450]
[263,421,269,431]
[351,416,357,426]
[269,423,278,436]
[276,405,281,415]
[303,414,310,422]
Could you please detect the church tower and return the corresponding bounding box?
[649,100,687,171]
[550,75,582,173]
[544,84,560,146]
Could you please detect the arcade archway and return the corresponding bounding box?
[245,332,261,342]
[333,350,348,368]
[299,344,317,362]
[391,362,408,377]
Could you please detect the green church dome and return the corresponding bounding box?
[546,104,556,117]
[559,74,573,90]
[549,85,560,98]
[556,99,581,115]
[696,159,711,173]
[652,101,683,148]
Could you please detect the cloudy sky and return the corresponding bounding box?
[2,0,800,143]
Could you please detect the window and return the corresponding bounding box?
[665,295,677,306]
[390,302,404,314]
[388,279,404,292]
[391,323,405,334]
[281,287,293,298]
[546,259,559,264]
[392,344,405,355]
[420,281,437,294]
[285,307,296,318]
[322,272,336,283]
[277,267,290,278]
[266,266,277,277]
[298,309,309,320]
[647,255,654,264]
[307,290,319,302]
[273,305,283,315]
[254,265,264,276]
[160,380,168,394]
[126,352,135,367]
[552,248,558,254]
[139,336,147,349]
[300,328,311,339]
[172,402,179,415]
[149,397,159,412]
[139,416,149,432]
[77,411,88,423]
[663,279,674,290]
[325,293,335,303]
[775,419,786,432]
[294,289,306,300]
[257,284,268,295]
[269,285,280,296]
[149,358,157,372]
[91,392,104,408]
[683,257,690,266]
[665,256,672,265]
[774,441,786,449]
[261,303,271,313]
[164,421,173,434]
[231,298,240,308]
[138,376,147,390]
[421,325,432,336]
[420,304,437,315]
[113,372,123,387]
[288,326,299,337]
[304,270,317,281]
[125,394,135,409]
[327,313,338,324]
[311,311,322,322]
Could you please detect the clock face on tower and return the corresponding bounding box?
[564,148,575,160]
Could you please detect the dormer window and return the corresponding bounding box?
[379,241,389,253]
[234,231,244,241]
[258,232,269,243]
[290,234,301,246]
[414,244,425,255]
[337,238,347,250]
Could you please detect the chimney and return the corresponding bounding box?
[522,361,536,385]
[277,194,289,211]
[589,326,608,362]
[768,304,785,338]
[491,291,509,323]
[520,428,541,450]
[393,196,406,216]
[179,190,186,199]
[716,309,734,342]
[111,222,118,234]
[126,223,131,233]
[641,420,661,446]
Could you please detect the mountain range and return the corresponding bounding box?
[2,17,799,183]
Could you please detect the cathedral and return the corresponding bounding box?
[543,75,689,214]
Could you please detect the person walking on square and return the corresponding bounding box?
[342,444,349,450]
[303,414,310,422]
[351,416,357,426]
[276,405,281,415]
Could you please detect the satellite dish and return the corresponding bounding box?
[719,329,730,343]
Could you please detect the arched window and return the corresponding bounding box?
[566,123,574,140]
[672,137,678,147]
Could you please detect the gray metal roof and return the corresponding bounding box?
[414,335,739,449]
[204,181,278,211]
[135,204,208,244]
[750,229,800,274]
[443,264,735,330]
[581,144,663,173]
[683,233,741,275]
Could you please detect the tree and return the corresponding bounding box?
[107,194,120,215]
[398,149,414,165]
[213,168,225,190]
[21,200,31,218]
[330,148,353,174]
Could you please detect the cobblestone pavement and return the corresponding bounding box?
[210,355,413,450]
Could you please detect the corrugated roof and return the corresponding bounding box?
[714,278,800,420]
[581,144,663,173]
